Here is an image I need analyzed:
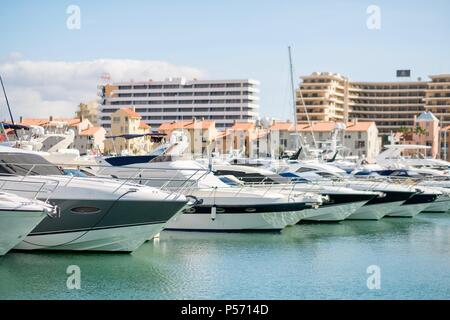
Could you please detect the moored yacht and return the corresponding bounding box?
[212,164,379,222]
[0,192,54,256]
[334,180,438,218]
[273,162,433,219]
[0,146,189,252]
[95,154,323,231]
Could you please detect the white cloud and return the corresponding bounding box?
[0,59,206,120]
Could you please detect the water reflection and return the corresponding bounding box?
[1,213,449,299]
[0,251,172,299]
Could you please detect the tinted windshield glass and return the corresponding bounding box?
[214,170,277,184]
[218,176,240,186]
[0,153,63,176]
[63,169,87,177]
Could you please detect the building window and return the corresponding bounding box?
[355,141,365,149]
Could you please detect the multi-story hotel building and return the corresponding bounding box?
[98,78,260,131]
[297,72,450,135]
[296,72,349,123]
[424,74,450,126]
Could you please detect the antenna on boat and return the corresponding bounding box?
[0,75,19,139]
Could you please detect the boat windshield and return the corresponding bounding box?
[213,169,282,184]
[0,153,63,176]
[218,176,241,186]
[63,169,88,177]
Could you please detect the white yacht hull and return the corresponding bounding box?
[164,210,304,231]
[302,201,367,222]
[422,196,450,213]
[347,201,405,220]
[0,210,47,256]
[14,222,165,252]
[386,203,432,218]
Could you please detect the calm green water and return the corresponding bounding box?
[1,213,450,300]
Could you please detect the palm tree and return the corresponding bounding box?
[399,126,412,142]
[414,126,427,137]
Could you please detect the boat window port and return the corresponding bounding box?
[70,206,101,214]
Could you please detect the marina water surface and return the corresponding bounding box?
[1,213,450,300]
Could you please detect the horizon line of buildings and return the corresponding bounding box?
[10,70,450,160]
[15,105,450,162]
[15,106,382,161]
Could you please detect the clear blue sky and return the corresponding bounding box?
[1,0,449,120]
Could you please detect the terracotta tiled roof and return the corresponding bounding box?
[20,118,50,126]
[270,121,293,131]
[184,120,215,129]
[139,122,150,129]
[20,118,83,126]
[51,118,82,126]
[297,122,335,132]
[121,108,142,118]
[79,127,104,136]
[297,121,374,132]
[158,120,215,131]
[344,121,375,131]
[230,122,254,130]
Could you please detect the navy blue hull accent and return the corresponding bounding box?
[183,202,311,214]
[403,193,437,205]
[104,155,157,166]
[365,191,415,206]
[321,193,376,206]
[31,199,186,235]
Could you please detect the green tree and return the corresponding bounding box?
[414,126,427,136]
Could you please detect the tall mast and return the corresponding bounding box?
[288,46,298,135]
[0,75,15,125]
[0,75,19,138]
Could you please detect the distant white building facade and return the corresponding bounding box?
[98,78,260,131]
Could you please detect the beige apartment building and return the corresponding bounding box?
[103,108,153,155]
[297,72,450,136]
[424,74,450,126]
[297,72,349,123]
